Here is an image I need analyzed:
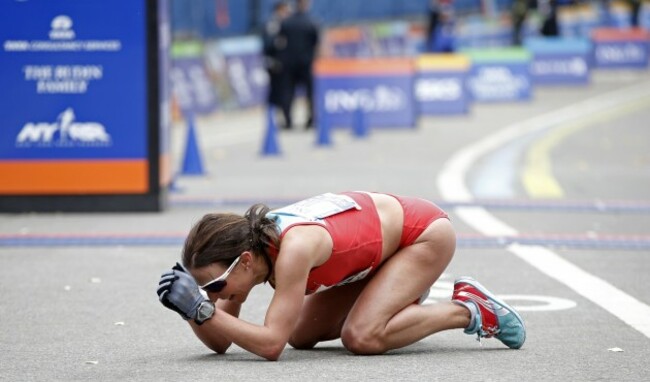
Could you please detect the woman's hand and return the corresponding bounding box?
[157,263,207,322]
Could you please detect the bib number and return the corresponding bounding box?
[271,193,361,221]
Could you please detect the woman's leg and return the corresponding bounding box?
[340,218,470,354]
[288,278,369,349]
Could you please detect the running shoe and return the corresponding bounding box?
[452,277,526,349]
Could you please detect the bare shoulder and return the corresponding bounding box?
[278,224,332,268]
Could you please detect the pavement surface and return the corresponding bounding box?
[1,69,650,381]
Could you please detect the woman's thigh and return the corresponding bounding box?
[342,218,456,339]
[289,278,369,349]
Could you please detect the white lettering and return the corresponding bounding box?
[416,78,462,101]
[469,66,529,99]
[4,40,29,51]
[24,65,53,80]
[532,57,587,76]
[16,123,59,143]
[15,108,112,147]
[68,123,111,142]
[23,65,102,94]
[4,40,120,52]
[37,80,88,94]
[596,43,646,63]
[325,86,406,113]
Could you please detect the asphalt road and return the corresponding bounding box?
[1,69,649,381]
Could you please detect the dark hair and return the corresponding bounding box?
[182,204,279,277]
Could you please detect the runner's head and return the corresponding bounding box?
[182,204,278,289]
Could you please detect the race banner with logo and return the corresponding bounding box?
[526,37,591,85]
[463,48,533,102]
[415,54,471,115]
[171,44,219,116]
[591,28,650,69]
[0,0,168,210]
[314,58,416,129]
[205,36,268,109]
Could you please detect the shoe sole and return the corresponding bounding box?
[455,276,526,349]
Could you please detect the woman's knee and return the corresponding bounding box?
[340,322,386,355]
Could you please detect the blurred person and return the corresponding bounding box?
[540,0,560,36]
[426,0,455,52]
[627,0,641,27]
[276,0,319,130]
[262,1,291,127]
[512,0,531,46]
[157,191,526,360]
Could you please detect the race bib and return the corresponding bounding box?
[271,193,361,221]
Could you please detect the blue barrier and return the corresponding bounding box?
[592,28,650,69]
[525,37,592,85]
[415,54,471,115]
[314,58,417,130]
[463,47,533,102]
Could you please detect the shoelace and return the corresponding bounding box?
[475,324,500,346]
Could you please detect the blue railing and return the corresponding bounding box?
[170,0,518,39]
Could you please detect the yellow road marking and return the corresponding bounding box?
[523,96,650,199]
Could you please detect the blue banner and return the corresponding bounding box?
[415,72,469,115]
[593,41,649,69]
[171,57,219,116]
[526,38,591,85]
[0,0,147,160]
[530,54,590,85]
[316,76,416,129]
[467,63,532,102]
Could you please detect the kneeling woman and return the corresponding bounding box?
[157,191,525,361]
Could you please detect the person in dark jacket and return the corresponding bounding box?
[277,0,319,129]
[262,1,291,127]
[540,0,559,37]
[627,0,641,27]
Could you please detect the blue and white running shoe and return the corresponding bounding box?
[452,277,526,349]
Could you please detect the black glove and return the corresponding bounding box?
[157,262,207,321]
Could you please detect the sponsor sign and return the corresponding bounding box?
[463,48,532,102]
[592,28,650,69]
[526,37,591,85]
[415,55,470,115]
[223,53,266,108]
[204,36,267,109]
[314,58,416,128]
[324,26,366,58]
[0,0,168,207]
[171,56,219,116]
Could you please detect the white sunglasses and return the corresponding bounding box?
[200,256,242,293]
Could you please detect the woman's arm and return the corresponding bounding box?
[192,227,329,360]
[189,299,241,353]
[192,248,311,360]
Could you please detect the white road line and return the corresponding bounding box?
[509,244,650,336]
[437,80,650,339]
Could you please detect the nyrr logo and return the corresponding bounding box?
[49,15,76,40]
[596,43,646,64]
[16,108,112,148]
[324,85,406,113]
